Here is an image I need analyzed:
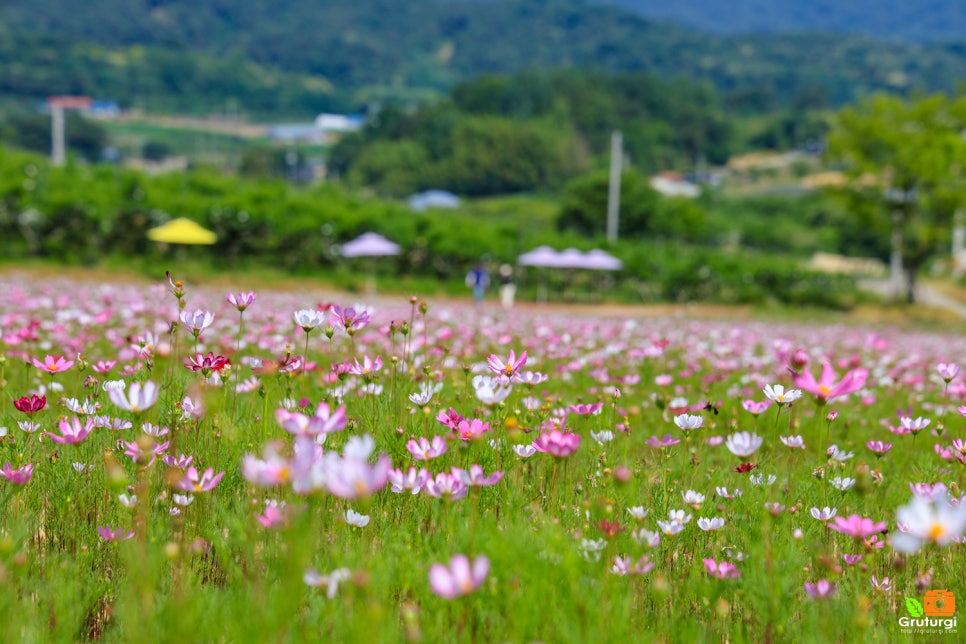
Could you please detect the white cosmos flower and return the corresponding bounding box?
[750,473,777,487]
[681,490,705,508]
[829,477,856,491]
[673,414,703,431]
[590,430,614,445]
[826,444,854,462]
[180,309,215,334]
[513,444,537,458]
[108,381,159,413]
[762,384,802,405]
[725,431,763,458]
[345,509,370,528]
[780,435,806,449]
[891,492,966,554]
[810,506,837,521]
[626,506,648,520]
[697,517,725,531]
[293,309,325,331]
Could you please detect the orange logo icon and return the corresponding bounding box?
[924,590,956,617]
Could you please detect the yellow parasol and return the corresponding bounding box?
[147,218,217,245]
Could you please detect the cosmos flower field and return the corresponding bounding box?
[1,273,964,642]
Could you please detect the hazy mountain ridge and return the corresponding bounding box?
[599,0,966,42]
[2,0,966,115]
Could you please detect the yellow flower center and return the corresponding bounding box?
[928,523,946,541]
[818,385,831,396]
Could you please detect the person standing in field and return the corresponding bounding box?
[466,263,490,305]
[498,264,515,310]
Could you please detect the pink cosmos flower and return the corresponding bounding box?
[388,467,431,494]
[842,554,863,566]
[123,439,169,467]
[227,291,256,312]
[612,555,654,576]
[32,355,74,374]
[407,436,449,460]
[97,526,135,542]
[256,500,294,530]
[568,402,603,415]
[533,430,581,458]
[828,514,887,539]
[453,465,504,487]
[937,362,960,382]
[455,418,490,441]
[242,443,293,486]
[792,362,867,403]
[46,417,94,445]
[163,453,193,469]
[870,575,892,592]
[703,558,740,579]
[349,355,383,378]
[180,309,215,336]
[487,350,527,381]
[429,554,489,599]
[329,305,370,334]
[646,434,680,448]
[323,453,392,500]
[92,360,117,374]
[424,472,468,500]
[436,408,464,430]
[0,462,34,485]
[741,400,771,415]
[176,467,225,493]
[804,580,836,599]
[866,441,893,456]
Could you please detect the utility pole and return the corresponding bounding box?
[50,104,66,166]
[606,130,622,244]
[47,96,92,166]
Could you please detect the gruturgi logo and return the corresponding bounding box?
[900,590,958,634]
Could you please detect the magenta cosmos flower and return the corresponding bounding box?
[533,430,581,458]
[0,463,34,485]
[46,417,94,445]
[792,362,868,404]
[13,394,46,414]
[32,355,74,374]
[429,554,490,599]
[828,514,888,539]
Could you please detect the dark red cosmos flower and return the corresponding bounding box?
[734,462,757,474]
[14,394,46,414]
[598,519,626,539]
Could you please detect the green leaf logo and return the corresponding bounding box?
[906,598,924,618]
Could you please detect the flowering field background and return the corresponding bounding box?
[0,272,964,642]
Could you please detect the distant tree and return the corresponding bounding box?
[557,169,705,240]
[142,141,172,161]
[827,93,966,302]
